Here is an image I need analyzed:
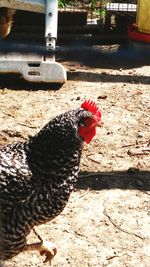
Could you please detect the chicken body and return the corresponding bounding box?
[0,106,98,260]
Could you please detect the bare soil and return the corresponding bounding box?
[0,44,150,267]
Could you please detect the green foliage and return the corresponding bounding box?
[58,0,111,9]
[91,0,110,9]
[58,0,113,18]
[58,0,72,8]
[91,0,110,18]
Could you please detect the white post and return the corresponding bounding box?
[45,0,58,51]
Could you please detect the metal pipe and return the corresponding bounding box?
[45,0,58,51]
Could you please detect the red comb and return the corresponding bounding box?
[81,100,101,120]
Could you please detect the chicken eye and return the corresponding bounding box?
[79,119,86,127]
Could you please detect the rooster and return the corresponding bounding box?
[0,100,102,263]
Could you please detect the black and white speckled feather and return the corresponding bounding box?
[0,107,92,260]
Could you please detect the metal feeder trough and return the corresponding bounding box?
[0,0,67,83]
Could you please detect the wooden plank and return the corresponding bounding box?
[0,0,45,13]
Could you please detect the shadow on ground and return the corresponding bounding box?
[0,74,63,91]
[58,44,150,70]
[77,170,150,191]
[68,71,150,84]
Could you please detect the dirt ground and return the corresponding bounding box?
[0,44,150,267]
